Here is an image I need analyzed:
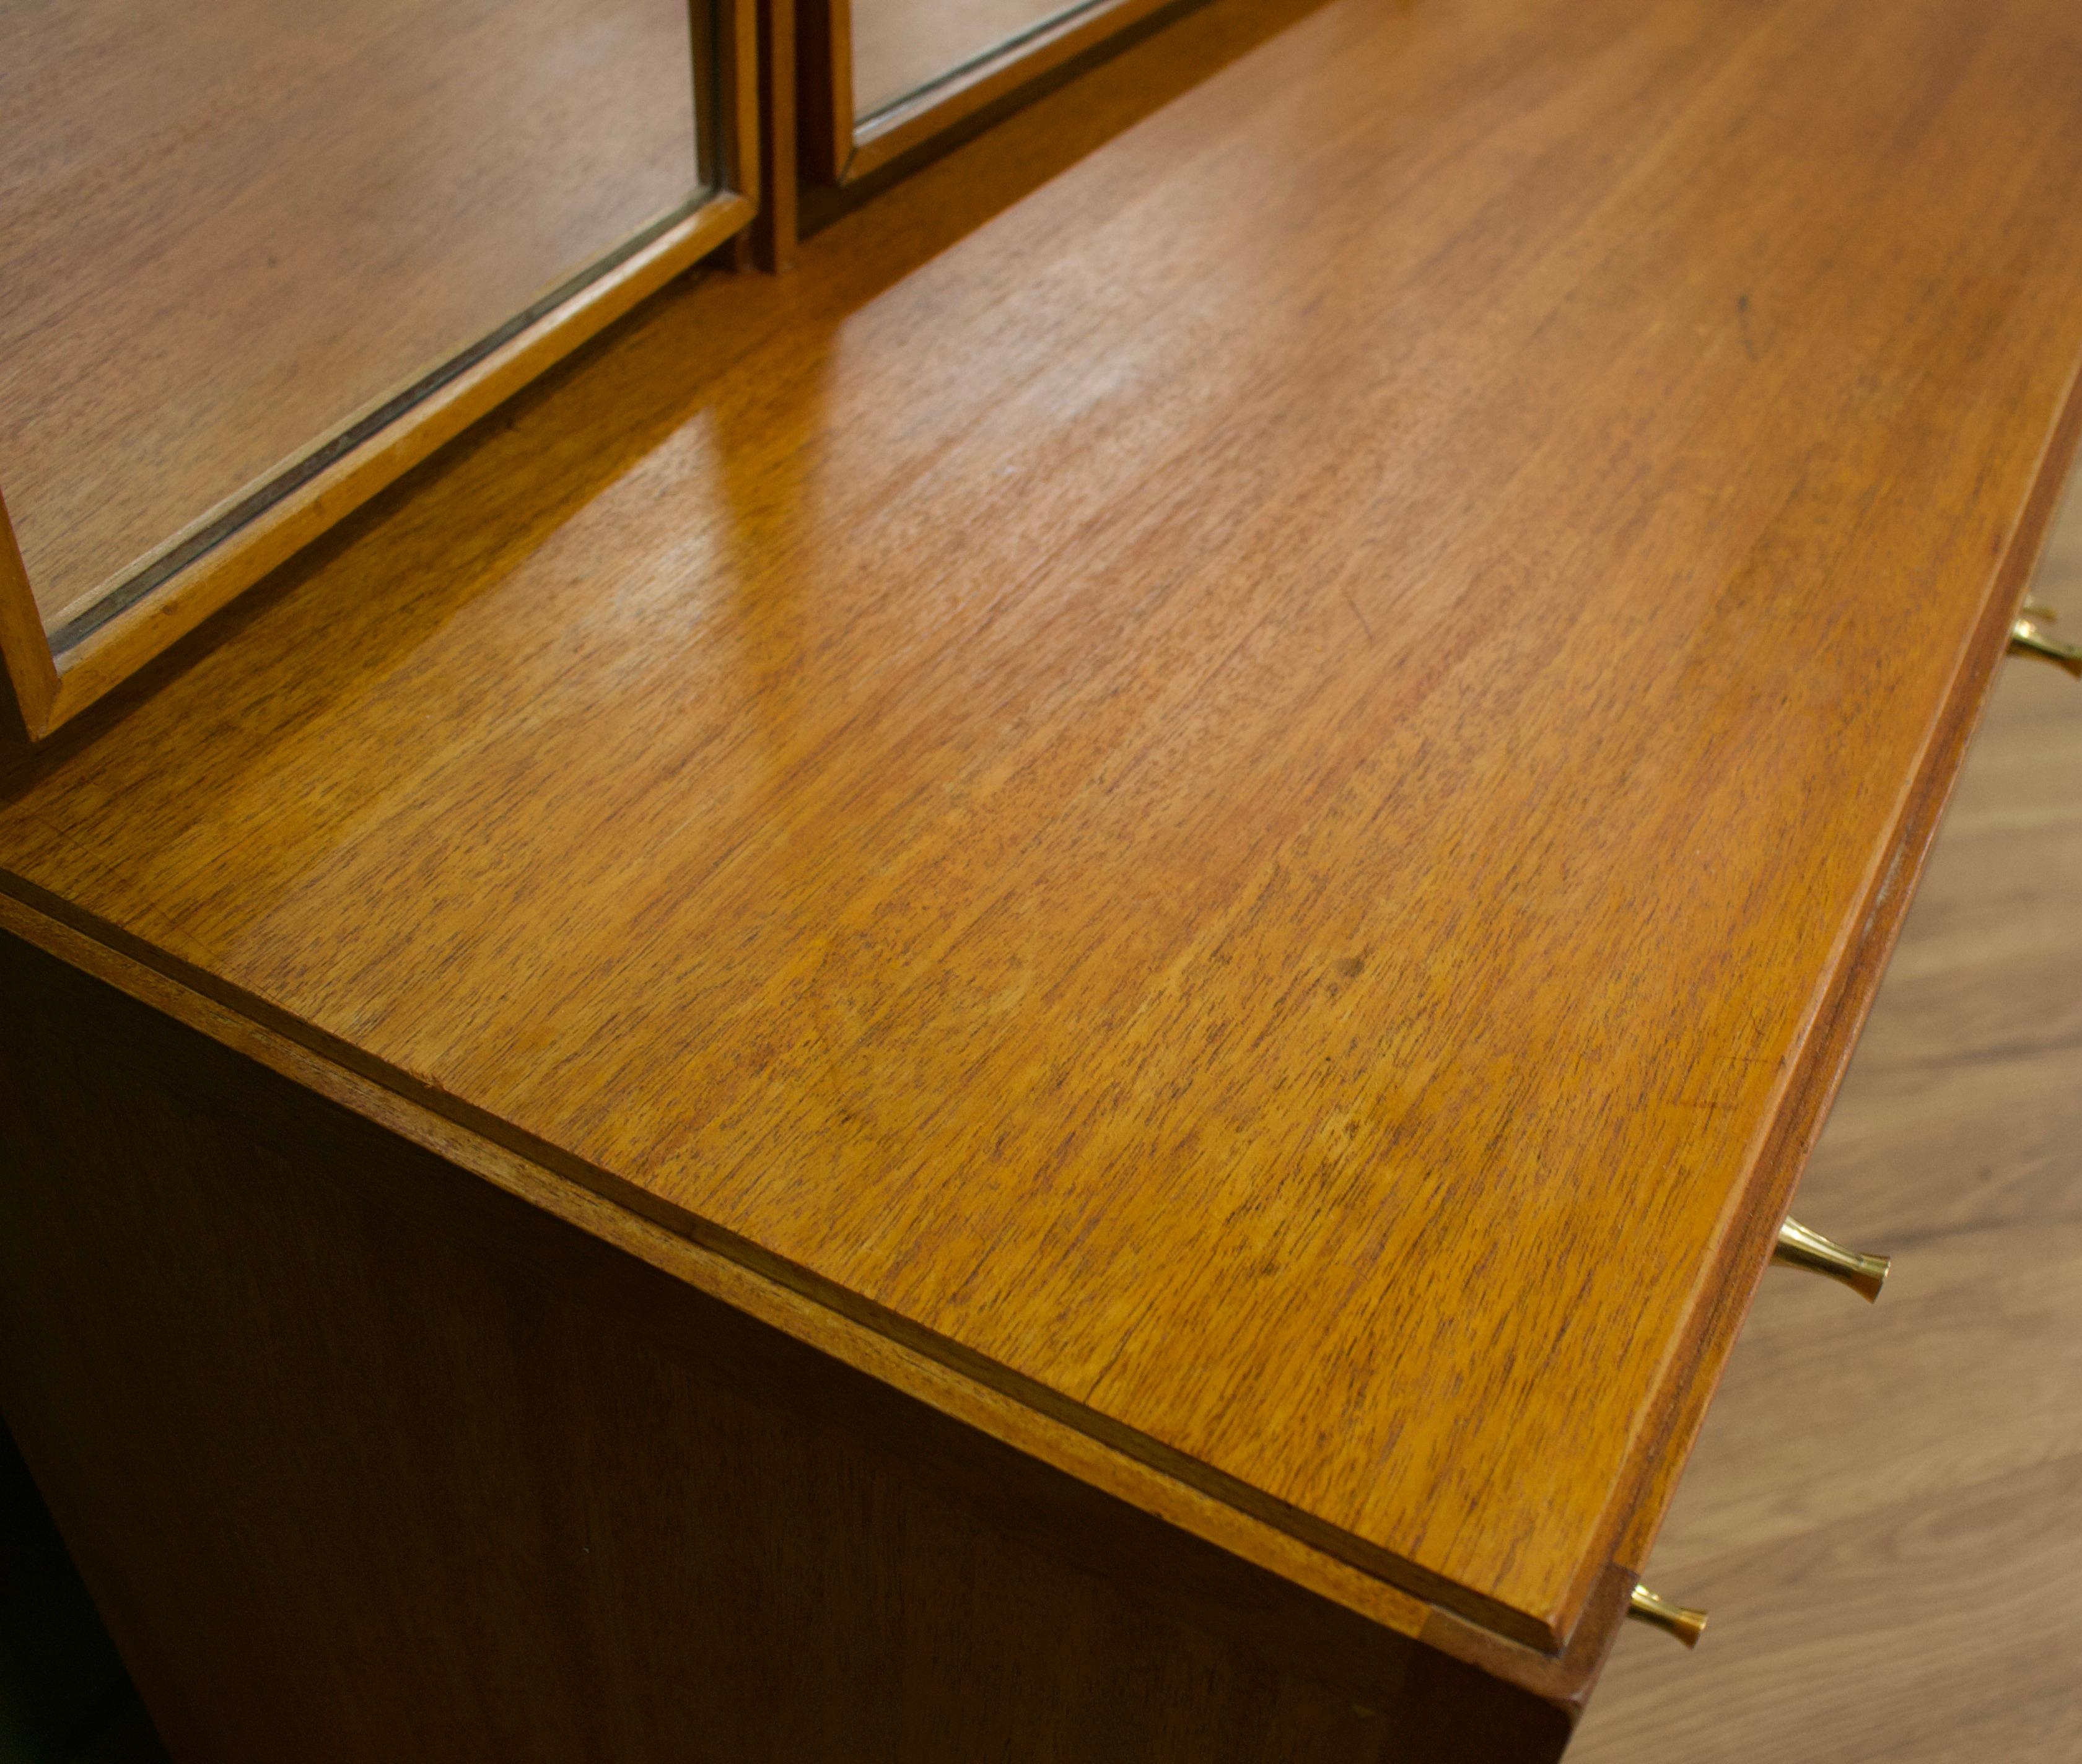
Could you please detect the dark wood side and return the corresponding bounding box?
[0,494,56,745]
[797,0,856,184]
[0,927,1573,1764]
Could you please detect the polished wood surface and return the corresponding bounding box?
[0,925,1576,1763]
[4,0,2081,1656]
[1577,490,2082,1760]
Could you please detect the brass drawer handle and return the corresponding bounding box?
[1774,1218,1891,1303]
[1628,1583,1708,1648]
[2011,600,2082,677]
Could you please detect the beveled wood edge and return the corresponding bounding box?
[0,493,58,744]
[1586,350,2082,1611]
[815,0,1194,186]
[1423,1561,1638,1719]
[0,880,1627,1695]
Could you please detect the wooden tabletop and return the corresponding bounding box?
[4,0,2081,1657]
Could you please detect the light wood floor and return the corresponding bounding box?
[1572,485,2082,1760]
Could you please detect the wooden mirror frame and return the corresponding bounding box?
[0,0,760,744]
[798,0,1187,186]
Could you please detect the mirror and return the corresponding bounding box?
[0,0,755,738]
[805,0,1171,186]
[853,0,1096,119]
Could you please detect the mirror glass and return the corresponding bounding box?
[851,0,1097,120]
[0,0,706,644]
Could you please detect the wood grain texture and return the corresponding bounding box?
[1574,486,2082,1760]
[4,0,2082,1653]
[1605,353,2082,1583]
[0,881,1485,1688]
[0,927,1574,1764]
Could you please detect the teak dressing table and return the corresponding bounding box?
[4,0,2081,1756]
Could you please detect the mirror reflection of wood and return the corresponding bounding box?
[800,0,1184,193]
[0,0,706,644]
[852,0,1090,118]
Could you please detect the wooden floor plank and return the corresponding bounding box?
[1585,1454,2082,1761]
